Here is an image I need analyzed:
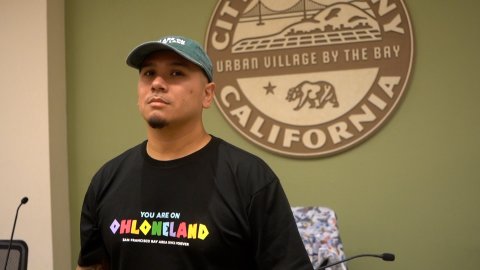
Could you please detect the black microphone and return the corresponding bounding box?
[3,197,29,270]
[317,252,395,270]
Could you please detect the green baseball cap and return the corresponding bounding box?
[126,35,213,82]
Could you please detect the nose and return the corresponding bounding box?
[151,75,167,92]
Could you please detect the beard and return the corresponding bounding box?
[147,116,168,129]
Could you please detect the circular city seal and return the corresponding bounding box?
[205,0,414,158]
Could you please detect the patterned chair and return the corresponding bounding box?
[292,206,347,270]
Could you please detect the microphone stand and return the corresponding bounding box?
[317,253,395,270]
[3,197,28,270]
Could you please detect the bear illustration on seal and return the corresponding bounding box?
[286,81,339,111]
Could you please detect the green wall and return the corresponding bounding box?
[66,0,480,269]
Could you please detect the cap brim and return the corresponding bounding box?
[126,42,175,69]
[125,37,213,82]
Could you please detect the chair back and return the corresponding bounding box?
[292,206,347,270]
[0,240,28,270]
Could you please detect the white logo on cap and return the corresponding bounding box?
[161,37,186,45]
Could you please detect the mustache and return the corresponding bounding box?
[147,95,171,104]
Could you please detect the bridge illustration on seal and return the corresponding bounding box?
[232,0,381,53]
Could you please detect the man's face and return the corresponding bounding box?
[137,50,214,130]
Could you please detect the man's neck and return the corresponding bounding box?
[146,126,211,161]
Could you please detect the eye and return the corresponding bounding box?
[143,70,155,77]
[171,70,185,77]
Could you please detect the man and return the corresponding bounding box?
[77,35,313,270]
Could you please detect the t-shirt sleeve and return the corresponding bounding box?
[77,174,108,266]
[248,179,313,270]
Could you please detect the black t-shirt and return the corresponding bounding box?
[78,137,313,270]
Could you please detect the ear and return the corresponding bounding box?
[202,82,216,108]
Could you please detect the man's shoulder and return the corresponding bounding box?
[213,136,277,183]
[214,137,266,165]
[97,141,146,174]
